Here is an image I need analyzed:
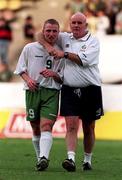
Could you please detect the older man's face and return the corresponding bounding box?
[70,14,87,39]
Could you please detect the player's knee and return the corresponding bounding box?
[32,127,40,136]
[30,121,40,135]
[83,125,94,136]
[67,126,78,133]
[41,120,54,132]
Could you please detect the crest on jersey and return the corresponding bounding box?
[80,45,87,52]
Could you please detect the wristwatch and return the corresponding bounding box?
[64,52,69,59]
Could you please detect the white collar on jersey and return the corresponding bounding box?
[70,31,91,42]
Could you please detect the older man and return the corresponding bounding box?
[38,12,103,171]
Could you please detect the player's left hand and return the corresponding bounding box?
[40,69,56,78]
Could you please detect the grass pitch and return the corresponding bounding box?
[0,138,122,180]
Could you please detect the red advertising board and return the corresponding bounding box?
[3,113,82,138]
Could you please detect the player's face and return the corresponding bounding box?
[70,14,87,39]
[43,23,59,45]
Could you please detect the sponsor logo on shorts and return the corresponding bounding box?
[74,88,81,98]
[96,108,102,117]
